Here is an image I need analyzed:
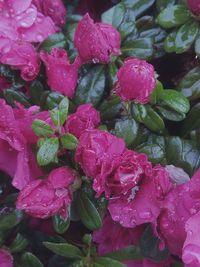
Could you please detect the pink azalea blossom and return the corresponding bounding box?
[65,104,100,138]
[74,13,120,64]
[0,249,13,267]
[109,165,172,228]
[116,58,156,103]
[93,215,143,255]
[75,129,125,178]
[40,48,81,98]
[187,0,200,16]
[16,167,76,219]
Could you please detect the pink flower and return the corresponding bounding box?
[32,0,67,27]
[157,168,200,264]
[0,249,13,267]
[65,104,100,138]
[109,165,172,228]
[40,48,81,98]
[74,13,120,64]
[0,38,40,81]
[93,215,143,255]
[16,167,76,219]
[75,129,125,178]
[116,58,156,103]
[93,149,152,198]
[187,0,200,16]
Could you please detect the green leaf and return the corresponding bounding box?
[137,143,165,164]
[43,242,83,259]
[182,103,200,135]
[114,118,139,146]
[40,33,67,52]
[101,3,125,28]
[105,246,143,261]
[10,233,28,253]
[37,138,59,166]
[150,80,164,104]
[195,33,200,57]
[164,30,177,52]
[0,209,23,230]
[74,65,106,107]
[29,80,44,105]
[121,38,153,60]
[125,0,155,17]
[75,192,102,230]
[21,252,44,267]
[156,106,186,121]
[131,104,165,132]
[50,97,69,126]
[107,63,118,87]
[94,257,125,267]
[4,89,31,107]
[32,119,54,137]
[60,133,78,150]
[46,92,66,109]
[174,20,199,53]
[157,5,191,28]
[178,66,200,100]
[158,89,190,114]
[53,215,70,235]
[156,0,176,12]
[99,96,122,121]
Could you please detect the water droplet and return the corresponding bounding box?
[36,34,43,42]
[20,21,29,27]
[139,211,152,219]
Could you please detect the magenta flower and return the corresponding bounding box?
[16,167,76,219]
[0,249,13,267]
[32,0,67,27]
[75,129,125,178]
[187,0,200,16]
[93,149,152,198]
[93,215,143,255]
[108,165,172,228]
[0,76,11,92]
[74,13,121,64]
[65,104,100,138]
[40,48,81,98]
[116,58,156,103]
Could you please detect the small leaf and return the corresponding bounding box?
[75,192,102,230]
[125,0,155,17]
[10,233,28,253]
[32,119,54,137]
[50,97,69,126]
[164,30,177,53]
[40,33,67,52]
[29,80,44,105]
[0,209,23,230]
[137,143,165,164]
[157,5,191,29]
[182,103,200,135]
[4,89,30,107]
[60,133,78,150]
[53,215,70,235]
[94,257,125,267]
[43,242,83,258]
[37,138,59,166]
[21,252,44,267]
[156,106,186,121]
[195,33,200,57]
[99,96,122,121]
[156,0,176,12]
[46,92,66,109]
[105,246,143,261]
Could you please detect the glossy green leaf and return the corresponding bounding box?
[178,66,200,100]
[32,119,54,137]
[29,80,44,105]
[74,65,106,107]
[37,138,59,166]
[10,233,28,253]
[157,5,191,28]
[46,92,66,109]
[40,33,67,52]
[43,242,83,258]
[156,106,186,121]
[4,89,31,107]
[137,143,165,164]
[53,215,70,235]
[105,246,143,261]
[75,192,102,230]
[107,63,118,87]
[21,252,44,267]
[94,257,125,267]
[101,3,125,27]
[164,30,177,52]
[50,97,69,126]
[114,118,139,146]
[156,0,176,12]
[60,133,78,150]
[125,0,155,17]
[195,33,200,57]
[175,20,199,53]
[99,96,122,121]
[182,103,200,135]
[0,209,23,230]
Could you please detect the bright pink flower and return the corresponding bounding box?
[0,249,13,267]
[16,167,76,219]
[40,48,81,98]
[187,0,200,15]
[109,165,172,228]
[93,215,143,255]
[32,0,67,27]
[0,38,40,81]
[74,13,120,64]
[93,149,152,198]
[116,58,156,103]
[157,168,200,263]
[75,129,125,178]
[65,104,100,138]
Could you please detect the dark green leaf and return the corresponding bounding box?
[107,63,118,87]
[182,103,200,136]
[4,89,30,107]
[53,215,70,235]
[125,0,155,17]
[37,138,59,166]
[40,33,67,52]
[101,3,125,28]
[114,118,139,146]
[156,0,176,12]
[46,92,65,109]
[137,143,165,164]
[195,33,200,57]
[99,96,122,121]
[157,5,191,28]
[105,246,143,261]
[60,133,78,150]
[164,30,177,52]
[10,233,28,253]
[50,97,69,126]
[74,65,106,107]
[94,257,125,267]
[0,209,23,230]
[150,80,164,105]
[43,242,83,258]
[21,252,44,267]
[75,192,102,230]
[156,106,186,121]
[175,20,199,53]
[32,119,54,137]
[29,80,44,105]
[178,66,200,100]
